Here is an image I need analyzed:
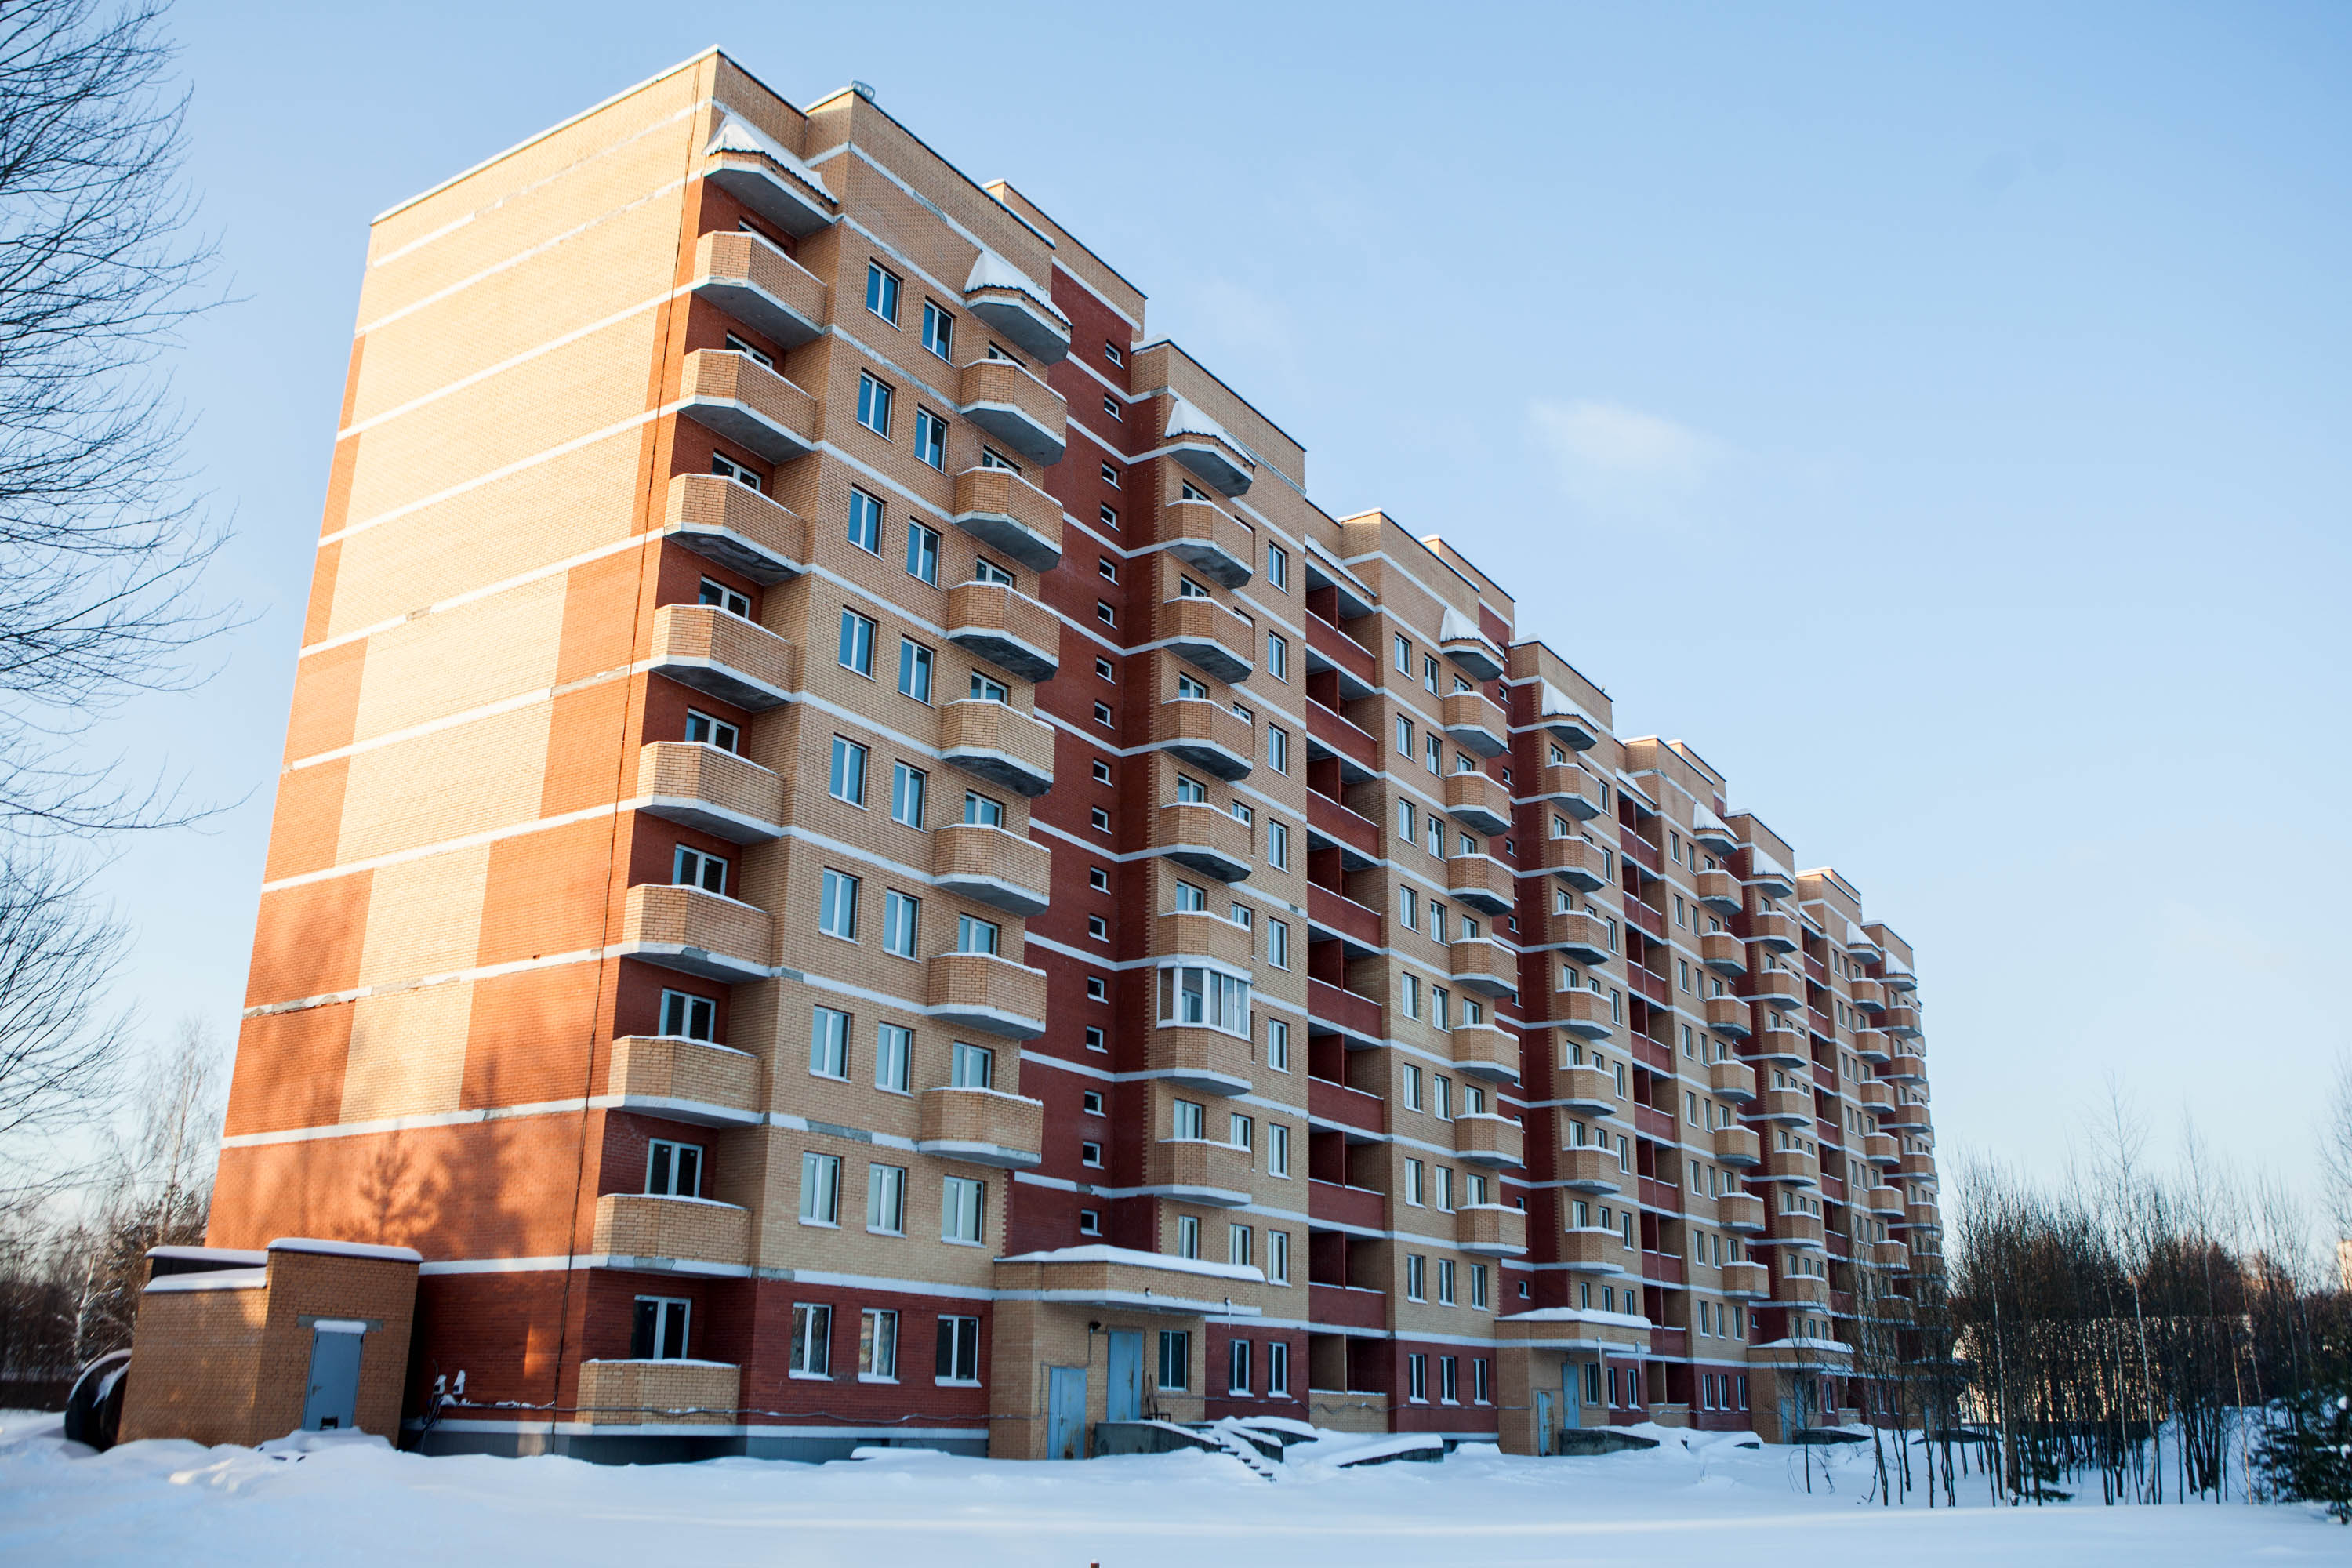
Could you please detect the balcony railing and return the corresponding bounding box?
[1717,1193,1766,1232]
[1864,1185,1907,1218]
[1162,499,1254,588]
[649,603,797,710]
[604,1036,761,1127]
[662,471,808,584]
[1883,1006,1924,1039]
[964,263,1069,364]
[1443,852,1515,916]
[1708,1059,1757,1102]
[678,348,817,465]
[930,822,1052,916]
[945,580,1059,682]
[1308,1283,1388,1332]
[1704,996,1751,1038]
[1748,969,1804,1009]
[1548,989,1613,1040]
[1439,626,1507,683]
[1305,979,1381,1045]
[1559,1228,1630,1274]
[1530,764,1602,820]
[1307,1073,1385,1136]
[620,883,771,982]
[1748,911,1798,953]
[1534,909,1612,964]
[688,228,826,350]
[1757,1145,1820,1187]
[1145,1028,1254,1096]
[1853,1028,1893,1062]
[1448,1022,1520,1084]
[926,950,1048,1039]
[938,699,1055,797]
[1864,1131,1900,1166]
[592,1192,750,1268]
[1556,1064,1618,1113]
[1453,1112,1524,1167]
[1540,835,1610,891]
[1154,910,1254,971]
[1144,1138,1254,1206]
[1888,1052,1929,1083]
[1442,771,1513,836]
[702,124,835,235]
[1305,884,1380,953]
[951,466,1062,572]
[1305,789,1380,866]
[916,1085,1044,1168]
[1751,1087,1813,1124]
[956,356,1065,466]
[575,1359,740,1426]
[1699,931,1747,977]
[1160,596,1254,684]
[1719,1261,1769,1299]
[1303,699,1376,779]
[1155,696,1254,780]
[1712,1126,1761,1167]
[1155,801,1254,884]
[1308,1179,1385,1230]
[1455,1203,1527,1256]
[1555,1145,1625,1193]
[1847,978,1887,1014]
[1439,690,1508,758]
[635,741,785,843]
[1696,868,1744,914]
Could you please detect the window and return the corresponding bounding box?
[942,1176,985,1243]
[1158,1330,1189,1392]
[1265,632,1289,682]
[673,844,726,896]
[1099,503,1119,531]
[1176,1214,1200,1258]
[883,890,920,958]
[1407,1352,1428,1403]
[1424,653,1441,695]
[1267,725,1289,774]
[1401,971,1420,1019]
[1087,914,1108,940]
[867,1161,907,1233]
[1440,1355,1459,1403]
[1403,1063,1424,1110]
[1085,978,1108,1004]
[819,868,859,938]
[1101,463,1120,488]
[710,450,760,492]
[1228,1338,1251,1395]
[630,1296,689,1361]
[974,554,1014,585]
[936,1315,981,1384]
[1229,1111,1254,1151]
[722,332,772,370]
[1474,1358,1492,1404]
[789,1302,833,1377]
[1266,918,1292,971]
[1470,1261,1490,1310]
[951,1040,995,1089]
[1098,555,1118,582]
[1088,866,1109,893]
[866,261,902,322]
[956,913,1001,955]
[645,1138,701,1197]
[1229,1222,1253,1269]
[1404,1159,1425,1207]
[1266,543,1288,590]
[684,708,738,753]
[800,1152,841,1225]
[845,487,884,554]
[696,577,749,619]
[898,639,935,703]
[1091,705,1113,731]
[1158,964,1251,1035]
[1091,805,1111,831]
[873,1022,912,1095]
[811,1006,851,1079]
[1267,1017,1290,1072]
[838,610,877,676]
[659,989,715,1042]
[1103,394,1123,421]
[1394,634,1411,673]
[1080,1140,1102,1167]
[860,1308,899,1380]
[1269,1122,1290,1177]
[856,371,893,436]
[1096,601,1116,626]
[1092,759,1113,785]
[1396,715,1414,757]
[920,299,952,358]
[913,407,946,470]
[1173,1099,1206,1140]
[890,762,927,828]
[829,736,868,804]
[904,521,939,584]
[1078,1209,1102,1236]
[1437,1258,1457,1306]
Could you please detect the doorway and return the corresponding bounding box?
[1047,1365,1087,1459]
[1106,1330,1143,1423]
[300,1323,365,1432]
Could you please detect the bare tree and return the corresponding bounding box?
[2321,1054,2352,1250]
[0,848,131,1201]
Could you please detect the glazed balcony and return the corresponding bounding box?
[1748,911,1798,953]
[1535,908,1612,965]
[956,356,1066,467]
[1531,764,1602,820]
[635,741,785,844]
[1145,1028,1255,1096]
[1555,1145,1624,1193]
[926,950,1048,1039]
[1883,1006,1924,1039]
[951,466,1062,573]
[1305,884,1380,955]
[1758,1145,1820,1186]
[916,1085,1045,1169]
[1708,1059,1757,1102]
[1888,1052,1929,1083]
[1156,696,1254,781]
[649,602,797,711]
[1145,1138,1254,1206]
[688,228,826,350]
[1439,690,1508,758]
[661,471,809,584]
[575,1359,739,1426]
[1720,1261,1770,1299]
[604,1035,760,1127]
[1455,1203,1528,1257]
[1748,969,1804,1010]
[591,1192,750,1269]
[1864,1185,1907,1218]
[938,699,1055,797]
[1699,931,1747,978]
[1847,978,1887,1014]
[1751,1087,1813,1124]
[1449,1022,1521,1084]
[1853,1027,1893,1063]
[1447,937,1518,999]
[930,822,1052,916]
[1696,868,1744,915]
[1160,595,1255,684]
[1704,996,1752,1038]
[677,347,817,465]
[1556,1064,1618,1114]
[945,580,1060,682]
[1442,770,1513,836]
[1443,852,1515,916]
[702,121,835,236]
[1453,1112,1524,1167]
[1549,989,1613,1040]
[1154,801,1254,884]
[1162,499,1254,588]
[1540,835,1610,892]
[1305,789,1380,866]
[620,883,771,982]
[1559,1228,1629,1274]
[1717,1193,1766,1232]
[1154,910,1256,971]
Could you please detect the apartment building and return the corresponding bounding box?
[205,49,1943,1461]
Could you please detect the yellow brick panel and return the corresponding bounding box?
[336,702,553,865]
[350,573,567,742]
[339,978,476,1121]
[356,844,493,988]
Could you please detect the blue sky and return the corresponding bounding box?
[99,2,2350,1230]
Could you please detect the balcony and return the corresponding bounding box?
[1454,1112,1525,1167]
[1712,1126,1761,1167]
[1163,400,1257,498]
[1699,931,1747,978]
[1155,910,1255,972]
[635,741,784,844]
[649,603,797,710]
[1447,938,1517,1000]
[1160,595,1254,684]
[1704,996,1751,1038]
[1154,801,1254,884]
[702,115,835,235]
[1771,1211,1828,1250]
[1708,1059,1757,1102]
[1745,855,1796,898]
[1853,1028,1893,1063]
[1859,1080,1893,1112]
[661,471,808,584]
[1303,699,1376,781]
[1871,1241,1910,1272]
[1145,1028,1254,1096]
[1751,1087,1813,1124]
[1776,1273,1831,1308]
[1554,1064,1616,1115]
[1550,989,1613,1040]
[1163,499,1254,588]
[1696,868,1744,915]
[1748,911,1798,953]
[1442,771,1513,836]
[688,228,826,350]
[1555,1145,1624,1193]
[1901,1202,1940,1232]
[1305,789,1380,866]
[1456,1204,1527,1256]
[1887,1052,1929,1084]
[956,356,1066,466]
[1308,1073,1385,1136]
[1847,978,1886,1014]
[1864,1185,1906,1218]
[591,1192,750,1269]
[1758,1145,1819,1186]
[1439,690,1508,758]
[1306,980,1383,1047]
[1305,884,1380,955]
[1540,835,1610,892]
[1899,1151,1936,1181]
[1439,622,1508,684]
[1717,1193,1766,1232]
[620,883,771,982]
[677,348,816,465]
[915,1085,1045,1169]
[944,469,1065,575]
[1156,696,1254,781]
[1310,1179,1385,1230]
[1720,1261,1770,1299]
[945,581,1059,682]
[1559,1229,1629,1274]
[604,1036,760,1127]
[1884,1101,1930,1131]
[1536,909,1612,964]
[1531,764,1602,820]
[1748,969,1804,1010]
[1144,1139,1254,1206]
[575,1359,739,1426]
[962,252,1069,363]
[1308,1283,1388,1332]
[926,950,1048,1039]
[1443,852,1515,916]
[1449,1022,1521,1084]
[1883,1006,1923,1039]
[938,699,1055,797]
[930,822,1052,916]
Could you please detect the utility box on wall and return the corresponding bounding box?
[118,1237,422,1447]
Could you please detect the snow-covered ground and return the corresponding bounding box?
[0,1410,2338,1565]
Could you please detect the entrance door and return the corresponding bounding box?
[1563,1363,1584,1428]
[300,1324,365,1432]
[1047,1364,1087,1460]
[1106,1330,1143,1423]
[1534,1391,1554,1455]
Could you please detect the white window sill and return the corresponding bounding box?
[789,1370,832,1381]
[866,1226,905,1238]
[799,1218,840,1229]
[935,1377,981,1388]
[858,1374,899,1385]
[942,1237,985,1248]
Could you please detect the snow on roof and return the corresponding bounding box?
[1439,605,1496,648]
[1538,681,1602,734]
[1692,801,1731,836]
[268,1237,423,1264]
[1497,1306,1653,1330]
[964,249,1071,326]
[146,1267,267,1294]
[147,1245,267,1266]
[1163,395,1251,463]
[706,114,833,197]
[994,1243,1264,1284]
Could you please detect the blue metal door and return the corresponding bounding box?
[1106,1330,1143,1423]
[1535,1391,1554,1454]
[300,1326,365,1431]
[1047,1364,1087,1459]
